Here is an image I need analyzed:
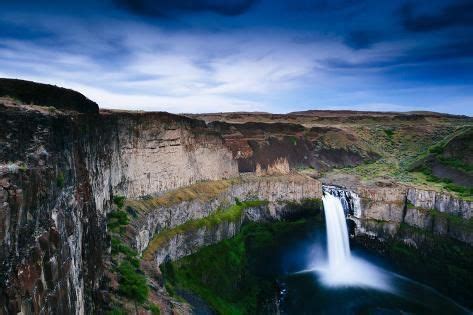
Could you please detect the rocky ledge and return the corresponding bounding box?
[321,173,473,245]
[121,174,322,258]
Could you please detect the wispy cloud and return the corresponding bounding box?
[0,0,472,115]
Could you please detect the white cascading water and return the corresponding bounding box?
[307,188,392,291]
[296,187,470,313]
[323,193,351,268]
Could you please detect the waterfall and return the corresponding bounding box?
[305,185,391,291]
[323,193,351,268]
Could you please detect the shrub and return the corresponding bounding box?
[108,211,129,232]
[113,195,126,209]
[117,261,149,304]
[111,237,137,258]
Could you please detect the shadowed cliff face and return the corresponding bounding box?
[0,104,103,314]
[0,99,238,314]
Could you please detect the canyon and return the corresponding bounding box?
[0,79,472,314]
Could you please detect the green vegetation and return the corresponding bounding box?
[56,171,65,188]
[111,238,139,265]
[117,261,149,304]
[376,224,473,308]
[384,128,394,139]
[109,215,149,305]
[427,209,473,233]
[438,156,473,174]
[18,163,27,172]
[107,203,160,313]
[326,124,473,198]
[113,195,126,209]
[444,183,473,197]
[143,199,269,260]
[149,304,161,315]
[162,218,321,315]
[414,166,472,198]
[400,126,472,199]
[107,210,130,234]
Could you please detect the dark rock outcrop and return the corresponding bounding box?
[0,78,99,114]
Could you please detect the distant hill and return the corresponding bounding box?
[0,78,99,114]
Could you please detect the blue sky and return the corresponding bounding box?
[0,0,472,115]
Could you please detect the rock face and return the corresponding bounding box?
[321,175,473,244]
[151,210,244,266]
[0,104,102,314]
[85,111,238,211]
[406,188,472,219]
[148,199,321,267]
[126,174,322,254]
[403,188,473,244]
[355,185,406,223]
[208,121,378,173]
[0,102,237,314]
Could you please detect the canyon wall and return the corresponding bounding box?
[323,175,473,244]
[1,88,471,314]
[123,174,321,256]
[83,111,238,212]
[0,101,238,314]
[406,188,472,219]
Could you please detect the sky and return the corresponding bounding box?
[0,0,472,115]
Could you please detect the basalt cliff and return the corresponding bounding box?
[0,79,472,314]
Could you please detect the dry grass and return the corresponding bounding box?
[125,179,239,214]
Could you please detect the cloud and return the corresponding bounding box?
[0,0,472,115]
[322,37,473,75]
[402,0,473,32]
[0,16,329,112]
[114,0,258,17]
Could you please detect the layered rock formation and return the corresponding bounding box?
[406,187,472,219]
[123,174,321,260]
[321,174,473,244]
[0,98,237,314]
[206,121,379,173]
